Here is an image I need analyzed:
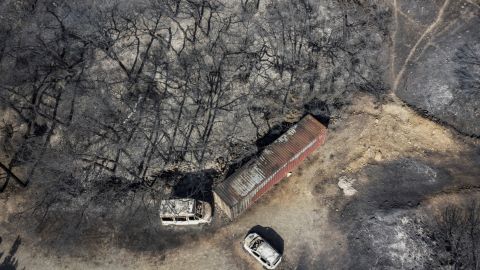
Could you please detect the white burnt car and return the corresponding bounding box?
[159,199,212,225]
[243,233,282,269]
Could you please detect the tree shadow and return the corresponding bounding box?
[304,98,330,127]
[256,98,331,150]
[255,121,294,149]
[169,168,219,205]
[247,225,284,254]
[0,235,22,270]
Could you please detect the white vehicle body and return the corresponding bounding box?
[243,233,282,269]
[159,199,212,225]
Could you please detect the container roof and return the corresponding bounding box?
[214,114,327,207]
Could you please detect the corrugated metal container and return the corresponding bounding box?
[214,114,327,219]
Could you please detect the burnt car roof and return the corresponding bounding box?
[247,234,281,265]
[159,199,196,217]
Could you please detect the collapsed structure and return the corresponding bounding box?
[214,114,327,219]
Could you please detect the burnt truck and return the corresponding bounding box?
[213,114,327,220]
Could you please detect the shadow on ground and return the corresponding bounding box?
[171,169,218,204]
[0,236,22,270]
[247,225,284,254]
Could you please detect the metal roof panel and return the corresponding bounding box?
[214,115,327,208]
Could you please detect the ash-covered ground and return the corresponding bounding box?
[2,94,479,270]
[1,0,480,269]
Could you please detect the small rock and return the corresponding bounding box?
[338,176,357,196]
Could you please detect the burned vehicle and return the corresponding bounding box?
[243,232,282,269]
[159,199,212,225]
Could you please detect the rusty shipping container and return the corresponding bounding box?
[213,114,327,219]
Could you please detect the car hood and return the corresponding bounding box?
[256,242,281,265]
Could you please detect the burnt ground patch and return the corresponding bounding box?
[7,185,202,258]
[334,158,453,269]
[395,5,480,136]
[350,158,452,214]
[114,215,209,254]
[11,195,208,258]
[0,165,229,261]
[323,147,480,270]
[5,168,226,258]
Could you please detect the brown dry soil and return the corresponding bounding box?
[1,93,479,269]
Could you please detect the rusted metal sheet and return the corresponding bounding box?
[214,114,327,219]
